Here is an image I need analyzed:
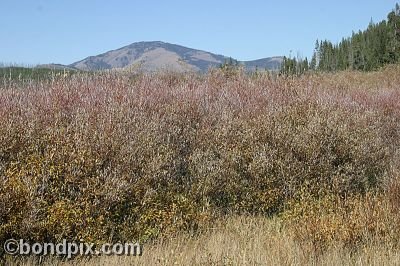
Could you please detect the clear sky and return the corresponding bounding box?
[1,0,398,65]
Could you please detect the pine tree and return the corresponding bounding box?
[388,4,400,62]
[281,3,400,75]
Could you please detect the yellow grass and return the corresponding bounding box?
[6,216,400,265]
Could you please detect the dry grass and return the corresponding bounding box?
[7,216,400,266]
[1,65,400,264]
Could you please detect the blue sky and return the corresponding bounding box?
[1,1,398,65]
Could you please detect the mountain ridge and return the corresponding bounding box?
[68,41,282,72]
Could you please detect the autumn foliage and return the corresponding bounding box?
[1,66,400,252]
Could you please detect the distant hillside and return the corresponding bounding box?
[69,41,282,72]
[36,64,78,71]
[242,57,283,71]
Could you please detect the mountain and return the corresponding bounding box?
[36,64,78,71]
[242,57,283,71]
[69,41,282,72]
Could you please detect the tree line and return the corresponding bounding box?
[281,3,400,75]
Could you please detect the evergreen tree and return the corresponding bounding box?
[281,3,400,75]
[388,4,400,62]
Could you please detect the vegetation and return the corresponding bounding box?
[281,3,400,75]
[9,216,400,265]
[0,66,78,83]
[1,64,400,264]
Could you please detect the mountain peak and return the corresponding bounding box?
[69,41,282,72]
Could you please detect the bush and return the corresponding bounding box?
[0,69,399,250]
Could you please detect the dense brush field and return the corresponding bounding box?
[1,66,400,264]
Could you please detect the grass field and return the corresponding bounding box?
[0,67,78,82]
[1,66,400,265]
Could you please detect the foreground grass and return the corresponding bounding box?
[6,216,400,265]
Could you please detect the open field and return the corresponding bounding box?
[1,66,400,264]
